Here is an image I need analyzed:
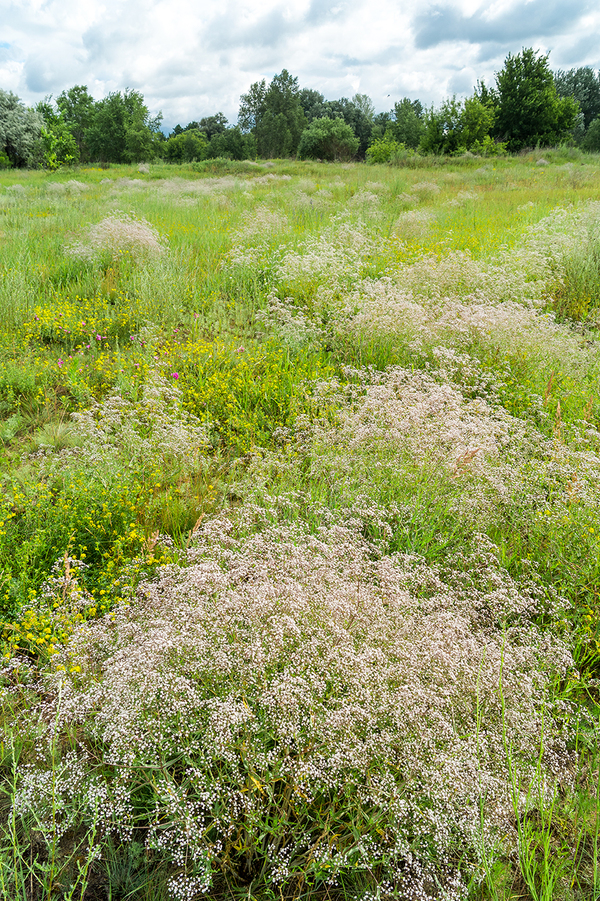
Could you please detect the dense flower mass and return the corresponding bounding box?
[64,211,167,262]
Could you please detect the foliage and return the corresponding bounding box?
[85,89,163,163]
[554,66,600,131]
[207,125,256,161]
[0,90,44,168]
[420,94,496,155]
[237,78,268,133]
[321,97,373,156]
[240,70,306,157]
[55,85,95,159]
[351,92,375,122]
[582,116,600,152]
[163,128,208,162]
[297,115,359,161]
[39,122,80,169]
[389,97,425,149]
[299,93,375,156]
[366,135,406,163]
[238,73,384,159]
[494,48,579,151]
[256,70,307,158]
[170,113,229,141]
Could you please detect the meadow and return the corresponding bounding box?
[0,150,599,901]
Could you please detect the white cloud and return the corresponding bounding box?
[2,0,599,129]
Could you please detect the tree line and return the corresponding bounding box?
[2,49,600,169]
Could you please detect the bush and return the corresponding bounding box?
[297,116,359,161]
[366,136,406,163]
[582,117,600,152]
[163,130,209,163]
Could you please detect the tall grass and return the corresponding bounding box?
[1,155,600,900]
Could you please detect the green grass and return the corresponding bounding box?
[1,154,600,900]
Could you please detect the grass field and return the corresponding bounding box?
[1,150,599,901]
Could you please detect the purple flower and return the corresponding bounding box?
[171,372,179,379]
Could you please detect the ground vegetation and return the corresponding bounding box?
[0,153,600,899]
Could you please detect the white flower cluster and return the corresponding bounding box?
[64,211,166,262]
[21,497,573,897]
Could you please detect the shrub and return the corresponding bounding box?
[582,116,600,152]
[366,136,406,163]
[297,116,359,161]
[163,130,209,163]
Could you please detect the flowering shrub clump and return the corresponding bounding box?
[10,509,573,899]
[64,211,167,262]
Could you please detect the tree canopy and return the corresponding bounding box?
[0,90,44,168]
[239,70,306,158]
[298,116,359,161]
[4,49,600,171]
[493,49,578,151]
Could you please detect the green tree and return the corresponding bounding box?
[299,90,375,153]
[33,97,79,168]
[459,95,496,149]
[370,111,392,142]
[40,121,79,169]
[198,113,228,139]
[366,136,406,163]
[582,117,600,152]
[419,97,463,154]
[419,95,498,155]
[56,85,95,159]
[299,88,328,122]
[207,126,256,160]
[322,97,373,156]
[352,93,375,123]
[554,67,600,131]
[257,70,306,157]
[0,90,44,167]
[85,90,162,163]
[163,130,208,162]
[494,48,578,151]
[238,79,268,133]
[239,71,306,158]
[298,116,359,161]
[390,98,425,149]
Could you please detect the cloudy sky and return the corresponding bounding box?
[1,0,599,131]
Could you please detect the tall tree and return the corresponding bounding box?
[85,90,162,163]
[554,67,600,131]
[352,93,375,123]
[198,112,228,140]
[390,98,425,149]
[0,90,44,167]
[494,49,578,151]
[298,116,359,161]
[323,97,372,155]
[238,79,267,133]
[256,70,306,158]
[239,72,305,157]
[299,88,328,123]
[56,85,95,159]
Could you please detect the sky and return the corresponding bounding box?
[1,0,599,132]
